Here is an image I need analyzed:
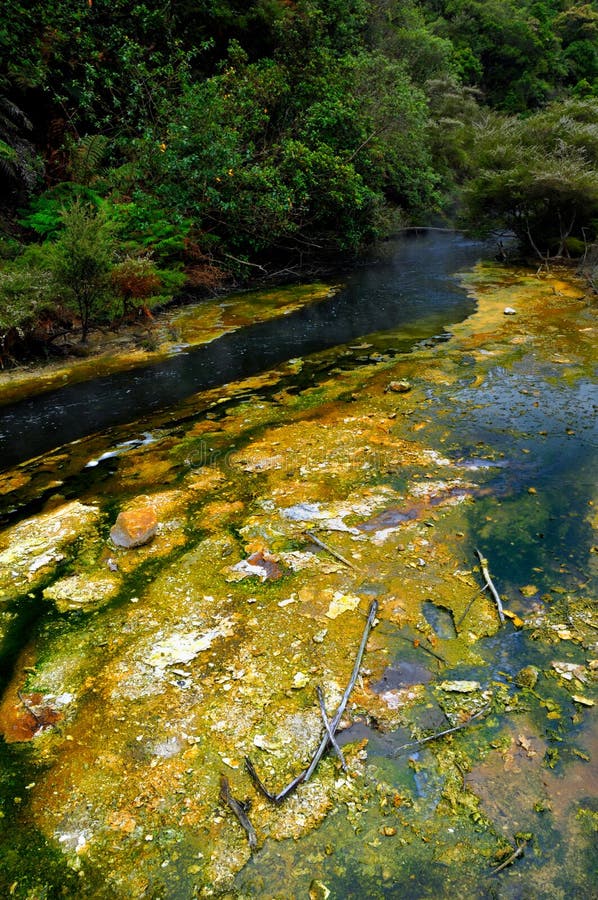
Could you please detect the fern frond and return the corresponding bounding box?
[67,134,108,185]
[0,97,33,135]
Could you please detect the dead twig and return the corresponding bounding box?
[395,633,447,665]
[317,685,347,771]
[243,757,280,803]
[219,774,258,850]
[304,530,361,572]
[221,252,267,274]
[475,548,505,624]
[245,599,378,803]
[455,583,489,629]
[392,705,491,756]
[490,837,529,875]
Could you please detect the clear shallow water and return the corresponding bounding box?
[0,232,486,470]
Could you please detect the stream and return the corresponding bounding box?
[0,232,481,470]
[0,233,596,899]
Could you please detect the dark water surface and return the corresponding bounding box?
[0,232,487,471]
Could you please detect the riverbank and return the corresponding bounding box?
[0,282,340,408]
[0,258,595,898]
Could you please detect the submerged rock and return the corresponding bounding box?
[515,666,539,689]
[226,550,283,582]
[309,880,331,900]
[386,380,412,393]
[43,572,122,612]
[146,625,234,669]
[0,500,100,603]
[325,590,361,619]
[110,507,158,548]
[0,690,68,743]
[438,680,481,693]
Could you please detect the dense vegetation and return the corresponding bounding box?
[0,0,597,357]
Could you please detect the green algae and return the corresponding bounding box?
[0,263,596,898]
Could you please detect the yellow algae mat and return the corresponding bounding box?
[0,264,596,898]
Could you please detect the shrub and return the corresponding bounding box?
[110,254,162,318]
[50,202,115,340]
[0,266,53,360]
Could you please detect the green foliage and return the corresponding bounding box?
[3,192,188,349]
[0,139,17,167]
[50,202,116,340]
[0,235,20,261]
[368,0,456,84]
[0,265,53,349]
[110,252,184,317]
[425,0,595,111]
[20,184,103,238]
[0,96,41,198]
[0,1,195,141]
[425,76,483,186]
[66,134,109,186]
[140,44,439,257]
[462,99,598,256]
[108,196,191,264]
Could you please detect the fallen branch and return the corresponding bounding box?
[219,774,258,850]
[317,685,347,772]
[263,266,301,280]
[392,705,491,756]
[245,599,378,803]
[244,757,282,803]
[304,599,378,782]
[475,548,505,624]
[490,837,529,875]
[304,530,361,571]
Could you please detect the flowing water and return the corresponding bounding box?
[0,234,596,899]
[0,232,481,470]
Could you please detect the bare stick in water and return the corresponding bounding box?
[317,685,347,771]
[243,757,279,803]
[219,774,258,850]
[304,530,361,571]
[303,599,378,784]
[392,705,491,755]
[245,599,378,802]
[490,838,529,875]
[475,548,505,624]
[455,583,489,629]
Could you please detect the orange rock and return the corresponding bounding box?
[110,507,158,548]
[0,692,62,743]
